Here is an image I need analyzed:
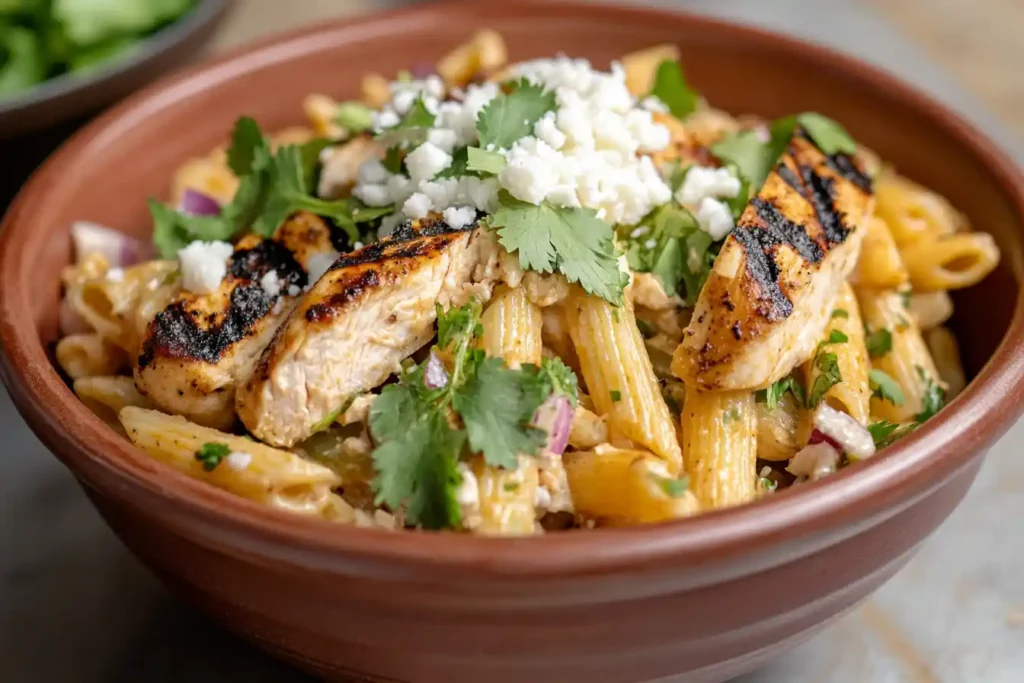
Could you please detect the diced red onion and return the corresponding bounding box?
[71,221,152,266]
[813,404,876,461]
[808,428,842,452]
[787,442,841,481]
[58,297,91,336]
[532,395,573,456]
[423,350,449,390]
[178,188,221,217]
[410,61,437,79]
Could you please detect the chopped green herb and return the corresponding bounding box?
[648,60,698,119]
[466,146,507,175]
[491,191,628,304]
[756,375,803,412]
[914,366,946,422]
[758,476,778,493]
[831,308,849,319]
[382,145,404,174]
[827,329,849,345]
[869,369,905,406]
[651,474,690,498]
[194,443,230,472]
[374,95,436,147]
[795,112,857,155]
[808,351,842,408]
[503,482,521,493]
[610,390,622,402]
[868,420,915,448]
[334,101,374,134]
[710,130,773,194]
[476,78,557,149]
[620,203,710,305]
[865,327,893,359]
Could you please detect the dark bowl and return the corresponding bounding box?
[1,1,1023,682]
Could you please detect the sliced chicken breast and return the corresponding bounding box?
[135,213,341,429]
[672,131,874,391]
[236,216,504,447]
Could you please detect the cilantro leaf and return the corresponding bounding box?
[466,146,507,175]
[194,442,230,472]
[436,299,483,352]
[382,145,405,174]
[375,96,436,146]
[827,329,849,344]
[491,192,627,304]
[756,375,803,412]
[710,130,774,192]
[808,351,841,408]
[334,101,374,134]
[914,366,946,422]
[831,308,849,319]
[227,116,268,176]
[476,78,557,149]
[649,60,698,119]
[150,200,235,258]
[865,327,893,359]
[869,369,905,406]
[868,420,915,448]
[797,112,857,155]
[454,358,548,469]
[651,474,690,498]
[620,203,709,305]
[537,356,579,407]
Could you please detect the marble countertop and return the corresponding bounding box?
[2,1,1022,681]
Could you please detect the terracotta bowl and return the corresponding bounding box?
[1,2,1023,681]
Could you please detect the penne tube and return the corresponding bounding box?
[171,155,239,207]
[621,43,681,96]
[467,455,539,536]
[569,405,609,450]
[900,233,1000,291]
[479,285,543,369]
[75,375,153,427]
[55,333,129,379]
[565,287,683,473]
[908,290,954,330]
[680,387,757,509]
[874,173,963,246]
[120,407,350,520]
[803,283,871,425]
[926,326,967,399]
[756,392,801,462]
[541,305,581,375]
[852,215,909,289]
[564,446,698,524]
[858,289,942,422]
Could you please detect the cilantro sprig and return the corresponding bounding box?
[369,301,572,529]
[195,443,230,472]
[914,366,946,422]
[491,191,629,304]
[866,369,947,451]
[648,60,699,119]
[756,375,805,412]
[477,78,557,149]
[869,369,905,406]
[151,117,387,258]
[865,326,893,359]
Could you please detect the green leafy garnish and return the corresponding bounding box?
[334,101,374,134]
[648,60,698,119]
[610,390,622,402]
[914,366,946,422]
[868,420,915,448]
[795,112,857,155]
[832,308,849,319]
[756,375,804,412]
[620,203,712,305]
[808,351,841,408]
[375,95,436,146]
[382,145,404,174]
[865,327,893,359]
[194,442,230,472]
[466,146,507,175]
[759,476,778,493]
[710,130,773,195]
[869,369,905,406]
[537,356,579,407]
[491,191,628,304]
[477,78,557,149]
[369,301,554,529]
[651,474,690,498]
[827,329,849,344]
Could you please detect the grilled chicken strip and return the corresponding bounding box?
[672,130,874,391]
[135,213,344,429]
[236,216,504,448]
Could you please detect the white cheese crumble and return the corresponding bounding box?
[404,141,452,183]
[286,284,301,297]
[455,463,479,506]
[259,270,282,297]
[306,251,339,286]
[178,240,233,295]
[225,452,252,471]
[675,165,741,206]
[443,206,476,230]
[402,192,432,220]
[105,268,124,282]
[695,198,735,241]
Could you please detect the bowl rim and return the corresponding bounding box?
[2,0,1024,576]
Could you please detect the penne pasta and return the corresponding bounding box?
[852,215,909,289]
[541,305,581,375]
[569,405,609,450]
[120,407,350,520]
[466,455,539,536]
[680,387,757,509]
[56,333,129,379]
[756,392,801,462]
[565,287,683,473]
[171,155,239,207]
[858,289,943,422]
[438,29,508,87]
[900,233,1000,291]
[479,285,543,369]
[564,446,698,524]
[621,43,681,96]
[926,326,967,399]
[804,283,871,425]
[874,172,964,246]
[908,290,954,330]
[74,375,153,425]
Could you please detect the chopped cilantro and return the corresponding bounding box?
[808,350,841,408]
[466,146,507,175]
[226,116,268,176]
[711,130,773,194]
[795,112,857,155]
[382,145,404,174]
[868,420,915,448]
[651,474,690,498]
[620,203,710,305]
[369,301,553,529]
[865,326,893,359]
[476,78,557,149]
[334,101,374,134]
[375,95,436,146]
[756,375,803,412]
[648,60,698,119]
[537,356,579,407]
[491,191,628,304]
[827,329,849,344]
[665,159,690,193]
[914,366,946,422]
[610,390,622,402]
[195,443,230,472]
[869,369,905,406]
[758,476,778,493]
[832,308,849,319]
[503,482,520,493]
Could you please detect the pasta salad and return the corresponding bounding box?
[56,31,1001,533]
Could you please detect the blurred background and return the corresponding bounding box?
[1,1,1021,682]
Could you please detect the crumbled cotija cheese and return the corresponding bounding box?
[178,240,234,294]
[225,452,252,471]
[695,197,735,241]
[443,206,476,230]
[675,165,741,206]
[260,270,282,297]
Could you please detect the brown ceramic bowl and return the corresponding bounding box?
[1,2,1023,681]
